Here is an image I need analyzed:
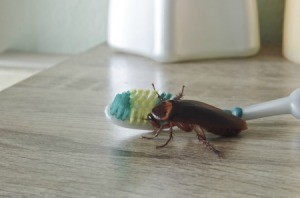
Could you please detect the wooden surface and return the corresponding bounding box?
[0,44,300,197]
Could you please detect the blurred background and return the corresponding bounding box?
[0,0,285,90]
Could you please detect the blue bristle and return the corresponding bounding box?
[110,91,131,121]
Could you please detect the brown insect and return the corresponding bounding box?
[143,84,247,155]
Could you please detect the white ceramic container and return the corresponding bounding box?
[108,0,260,62]
[283,0,300,64]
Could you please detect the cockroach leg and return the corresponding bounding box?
[156,125,174,149]
[173,85,185,100]
[194,125,221,156]
[142,122,170,139]
[200,139,221,157]
[142,125,164,139]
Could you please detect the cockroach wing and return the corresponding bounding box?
[170,100,247,137]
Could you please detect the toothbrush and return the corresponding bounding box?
[105,88,300,129]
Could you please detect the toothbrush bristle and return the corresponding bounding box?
[109,89,173,126]
[109,91,131,121]
[130,89,159,123]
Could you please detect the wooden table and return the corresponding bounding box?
[0,44,300,197]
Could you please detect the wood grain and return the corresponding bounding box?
[0,44,300,197]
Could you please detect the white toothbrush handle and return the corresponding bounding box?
[241,89,300,120]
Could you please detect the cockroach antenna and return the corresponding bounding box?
[152,83,163,101]
[174,85,185,100]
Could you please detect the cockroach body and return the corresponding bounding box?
[144,84,247,155]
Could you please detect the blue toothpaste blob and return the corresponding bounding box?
[223,107,243,118]
[231,107,243,118]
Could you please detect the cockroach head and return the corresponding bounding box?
[150,101,173,121]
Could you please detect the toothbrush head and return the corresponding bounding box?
[105,89,173,129]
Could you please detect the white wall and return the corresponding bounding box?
[0,0,108,54]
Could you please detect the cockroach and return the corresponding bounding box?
[143,84,247,155]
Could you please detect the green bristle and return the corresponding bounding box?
[129,89,159,123]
